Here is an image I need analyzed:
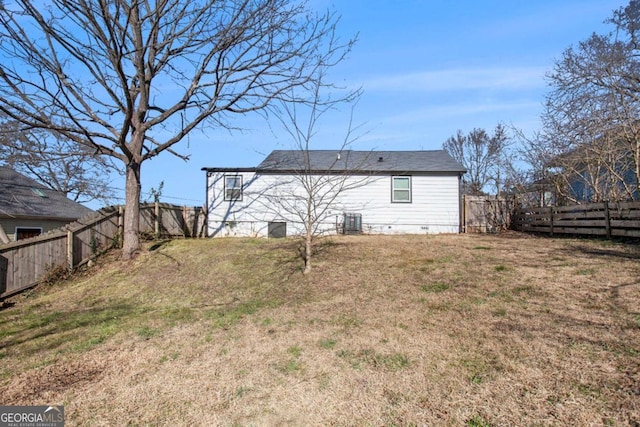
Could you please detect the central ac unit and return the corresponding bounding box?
[343,212,362,235]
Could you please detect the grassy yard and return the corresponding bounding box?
[0,233,638,426]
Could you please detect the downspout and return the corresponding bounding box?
[204,170,210,238]
[459,173,464,233]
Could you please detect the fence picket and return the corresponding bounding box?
[512,200,640,239]
[0,203,206,299]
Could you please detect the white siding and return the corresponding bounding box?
[206,171,461,237]
[0,218,75,241]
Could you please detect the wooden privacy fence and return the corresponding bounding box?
[139,203,206,239]
[463,195,513,233]
[511,200,640,239]
[0,203,206,299]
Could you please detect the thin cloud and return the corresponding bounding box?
[384,100,542,124]
[332,98,543,150]
[479,1,618,42]
[361,66,548,93]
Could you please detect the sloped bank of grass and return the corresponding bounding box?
[0,238,302,378]
[0,234,638,426]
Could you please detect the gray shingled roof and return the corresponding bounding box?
[0,166,94,219]
[256,150,466,173]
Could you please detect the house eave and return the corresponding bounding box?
[0,214,80,222]
[255,168,466,175]
[203,167,465,176]
[201,167,257,173]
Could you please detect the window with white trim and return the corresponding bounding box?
[224,175,243,201]
[392,176,411,203]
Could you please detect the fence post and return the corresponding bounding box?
[118,205,124,247]
[154,201,160,237]
[604,201,611,239]
[199,205,208,238]
[549,207,554,237]
[67,228,74,271]
[462,195,467,233]
[182,205,189,237]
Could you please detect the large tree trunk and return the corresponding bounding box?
[123,161,142,260]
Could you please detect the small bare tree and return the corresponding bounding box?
[510,127,557,206]
[0,0,354,259]
[442,125,511,196]
[264,71,367,274]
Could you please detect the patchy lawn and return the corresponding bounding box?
[0,233,638,426]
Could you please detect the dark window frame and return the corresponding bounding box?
[224,174,243,201]
[391,175,412,203]
[15,226,43,240]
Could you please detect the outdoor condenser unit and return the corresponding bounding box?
[343,212,362,235]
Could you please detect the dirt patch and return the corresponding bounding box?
[3,354,107,404]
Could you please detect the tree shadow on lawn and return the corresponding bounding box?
[489,303,639,397]
[262,237,346,276]
[0,302,140,357]
[563,243,640,261]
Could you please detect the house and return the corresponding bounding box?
[0,166,94,243]
[537,133,639,205]
[202,150,466,238]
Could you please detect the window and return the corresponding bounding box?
[30,187,48,198]
[224,175,243,201]
[16,227,42,240]
[392,176,411,203]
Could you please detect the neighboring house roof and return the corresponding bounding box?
[0,166,93,220]
[203,150,466,174]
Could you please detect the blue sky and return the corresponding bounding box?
[106,0,624,210]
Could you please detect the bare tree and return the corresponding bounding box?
[542,0,640,202]
[509,127,556,206]
[263,71,366,274]
[0,0,353,259]
[442,125,510,195]
[0,120,116,205]
[521,126,635,204]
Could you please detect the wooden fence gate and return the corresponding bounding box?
[463,195,512,233]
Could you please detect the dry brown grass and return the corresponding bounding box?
[0,233,638,426]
